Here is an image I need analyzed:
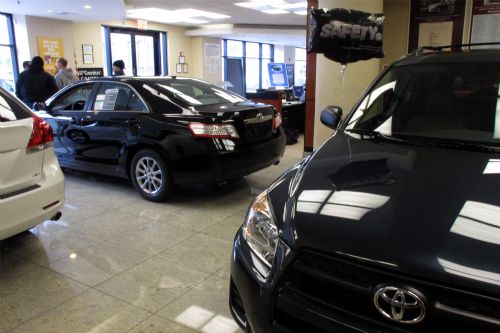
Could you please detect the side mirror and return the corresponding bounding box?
[320,106,342,129]
[32,101,46,111]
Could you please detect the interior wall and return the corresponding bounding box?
[314,0,383,149]
[73,20,193,77]
[24,16,76,70]
[381,0,410,70]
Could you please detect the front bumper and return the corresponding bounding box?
[230,230,385,333]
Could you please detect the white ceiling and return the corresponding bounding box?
[125,0,306,26]
[2,0,306,46]
[2,0,126,21]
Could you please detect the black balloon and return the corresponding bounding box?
[308,8,385,64]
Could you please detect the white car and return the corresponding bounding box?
[0,86,64,240]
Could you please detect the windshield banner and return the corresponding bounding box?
[308,8,385,64]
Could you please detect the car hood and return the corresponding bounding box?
[271,133,500,295]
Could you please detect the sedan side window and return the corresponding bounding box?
[0,91,32,122]
[93,83,146,112]
[50,84,94,112]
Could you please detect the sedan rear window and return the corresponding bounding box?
[346,62,500,146]
[0,90,32,122]
[142,78,245,106]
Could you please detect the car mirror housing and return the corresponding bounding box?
[320,106,342,129]
[32,101,46,111]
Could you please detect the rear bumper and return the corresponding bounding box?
[170,128,286,185]
[0,149,64,240]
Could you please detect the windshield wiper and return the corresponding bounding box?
[344,128,420,145]
[346,129,500,153]
[418,140,500,153]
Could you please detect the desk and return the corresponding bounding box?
[282,101,305,133]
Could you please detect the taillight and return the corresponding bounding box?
[188,122,239,139]
[26,115,54,154]
[274,112,282,129]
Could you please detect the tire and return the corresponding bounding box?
[130,149,174,202]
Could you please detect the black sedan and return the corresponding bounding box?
[38,77,286,201]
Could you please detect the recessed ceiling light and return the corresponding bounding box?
[83,5,92,9]
[272,2,306,9]
[262,9,289,14]
[293,10,308,15]
[127,8,228,25]
[235,0,284,8]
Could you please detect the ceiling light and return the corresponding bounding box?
[127,8,225,25]
[235,2,270,8]
[174,8,230,19]
[272,2,306,9]
[46,9,53,13]
[294,10,308,15]
[235,0,284,8]
[262,9,289,14]
[83,5,92,9]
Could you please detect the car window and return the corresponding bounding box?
[143,78,245,106]
[0,89,32,122]
[93,83,146,112]
[346,62,500,146]
[50,84,94,111]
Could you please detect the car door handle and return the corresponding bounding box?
[125,119,141,129]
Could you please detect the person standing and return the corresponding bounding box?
[54,57,79,89]
[22,61,31,71]
[15,56,58,107]
[112,60,126,76]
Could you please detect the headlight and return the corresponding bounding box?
[243,191,279,268]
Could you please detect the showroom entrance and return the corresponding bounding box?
[103,26,166,76]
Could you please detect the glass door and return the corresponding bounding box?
[108,27,160,76]
[135,35,155,76]
[110,32,133,76]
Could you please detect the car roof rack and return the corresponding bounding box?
[411,42,500,56]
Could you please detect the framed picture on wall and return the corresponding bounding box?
[183,64,188,73]
[82,44,93,55]
[179,56,185,64]
[176,63,182,73]
[83,54,94,64]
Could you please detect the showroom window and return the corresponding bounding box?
[222,39,274,95]
[0,13,18,93]
[102,26,167,76]
[295,47,306,87]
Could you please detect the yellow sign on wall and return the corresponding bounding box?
[37,37,64,75]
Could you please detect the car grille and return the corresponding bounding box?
[274,251,500,333]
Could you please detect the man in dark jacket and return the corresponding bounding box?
[16,56,59,107]
[112,60,126,76]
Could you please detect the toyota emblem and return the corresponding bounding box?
[373,286,426,324]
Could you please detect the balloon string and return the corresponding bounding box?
[340,64,346,114]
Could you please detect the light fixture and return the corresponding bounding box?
[235,0,285,8]
[46,9,53,13]
[262,9,289,14]
[127,7,229,24]
[294,10,308,15]
[272,2,306,9]
[83,4,92,9]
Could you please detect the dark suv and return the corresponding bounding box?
[230,46,500,332]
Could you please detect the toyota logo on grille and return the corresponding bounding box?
[373,286,426,324]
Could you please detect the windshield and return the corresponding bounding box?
[345,62,500,146]
[141,78,245,107]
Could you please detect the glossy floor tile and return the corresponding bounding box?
[0,137,305,332]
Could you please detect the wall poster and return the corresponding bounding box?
[408,0,466,52]
[470,0,500,48]
[37,36,63,75]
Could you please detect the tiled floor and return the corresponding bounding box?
[0,137,305,333]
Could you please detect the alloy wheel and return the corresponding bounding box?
[135,156,163,195]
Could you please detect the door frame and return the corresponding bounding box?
[103,26,164,76]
